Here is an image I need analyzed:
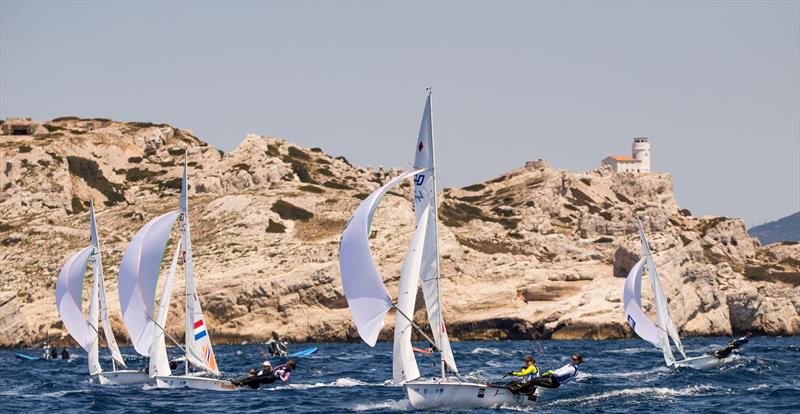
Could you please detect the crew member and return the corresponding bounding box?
[711,332,752,359]
[527,353,582,389]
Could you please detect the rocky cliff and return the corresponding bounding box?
[1,118,798,347]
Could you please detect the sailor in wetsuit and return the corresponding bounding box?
[61,347,70,360]
[505,355,540,400]
[711,333,752,359]
[273,360,296,383]
[233,361,276,389]
[528,353,582,389]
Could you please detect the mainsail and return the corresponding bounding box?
[340,169,425,346]
[89,203,126,369]
[180,163,219,376]
[412,92,457,375]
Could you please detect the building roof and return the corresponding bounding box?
[607,155,638,162]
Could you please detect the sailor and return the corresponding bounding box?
[268,332,288,357]
[232,361,276,389]
[49,346,58,360]
[61,347,70,360]
[527,353,582,389]
[711,332,752,359]
[507,355,539,382]
[504,355,540,400]
[273,360,296,383]
[43,343,52,360]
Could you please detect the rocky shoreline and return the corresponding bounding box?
[1,118,798,348]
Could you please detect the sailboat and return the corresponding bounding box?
[118,154,236,391]
[624,218,729,370]
[55,201,150,385]
[339,91,535,409]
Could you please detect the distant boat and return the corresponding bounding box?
[55,201,149,384]
[286,347,318,358]
[339,91,535,409]
[624,218,733,369]
[118,154,236,391]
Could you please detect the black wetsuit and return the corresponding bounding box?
[233,370,277,389]
[61,349,70,360]
[49,348,58,360]
[712,336,749,359]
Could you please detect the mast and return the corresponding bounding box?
[181,151,190,375]
[427,89,447,381]
[87,202,101,375]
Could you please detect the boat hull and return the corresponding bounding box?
[673,354,730,370]
[403,380,536,410]
[90,370,152,385]
[155,375,237,392]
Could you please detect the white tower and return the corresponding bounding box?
[632,137,650,172]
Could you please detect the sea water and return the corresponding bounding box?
[1,337,798,413]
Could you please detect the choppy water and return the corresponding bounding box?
[1,337,798,413]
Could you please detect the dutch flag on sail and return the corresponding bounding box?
[193,319,207,341]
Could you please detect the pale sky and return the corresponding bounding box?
[1,1,798,226]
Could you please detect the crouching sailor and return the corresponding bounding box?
[711,332,751,359]
[504,355,540,400]
[528,353,582,389]
[233,361,278,389]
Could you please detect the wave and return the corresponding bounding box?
[352,399,411,411]
[583,366,669,379]
[541,384,725,407]
[269,377,373,390]
[470,347,505,356]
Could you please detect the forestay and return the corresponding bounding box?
[412,92,457,374]
[339,168,425,346]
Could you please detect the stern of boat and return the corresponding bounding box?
[155,375,237,391]
[403,380,535,410]
[90,370,152,385]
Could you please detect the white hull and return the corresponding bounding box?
[155,375,237,392]
[90,370,152,385]
[403,380,536,410]
[673,354,730,370]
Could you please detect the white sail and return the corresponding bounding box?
[340,168,425,346]
[392,206,430,384]
[89,203,127,369]
[623,258,664,349]
[55,245,99,374]
[149,238,181,377]
[637,220,687,363]
[412,92,457,375]
[118,211,181,356]
[179,157,220,376]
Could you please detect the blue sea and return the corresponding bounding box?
[1,337,798,413]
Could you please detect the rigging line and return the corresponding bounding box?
[148,316,188,354]
[391,304,439,352]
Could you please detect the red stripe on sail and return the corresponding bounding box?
[194,319,204,329]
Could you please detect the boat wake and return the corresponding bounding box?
[269,377,374,390]
[540,384,726,408]
[351,399,411,411]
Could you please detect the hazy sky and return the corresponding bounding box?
[1,1,798,226]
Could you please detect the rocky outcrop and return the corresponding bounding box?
[0,118,798,347]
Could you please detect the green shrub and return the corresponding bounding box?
[462,183,485,192]
[287,146,310,160]
[18,145,32,153]
[299,185,324,194]
[51,116,80,122]
[128,156,143,163]
[323,181,352,190]
[125,168,165,182]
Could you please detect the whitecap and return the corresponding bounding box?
[352,399,411,411]
[470,347,504,356]
[268,377,373,390]
[541,384,724,407]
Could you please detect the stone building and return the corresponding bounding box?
[1,118,48,136]
[601,137,651,173]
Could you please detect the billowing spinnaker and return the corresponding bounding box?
[623,258,663,348]
[55,246,95,350]
[339,168,425,347]
[392,206,430,384]
[412,92,457,374]
[118,211,181,356]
